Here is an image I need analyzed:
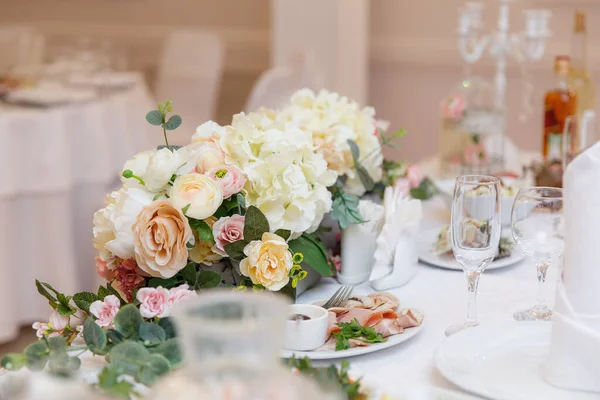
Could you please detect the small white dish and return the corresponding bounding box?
[418,227,525,271]
[283,304,328,351]
[435,322,598,400]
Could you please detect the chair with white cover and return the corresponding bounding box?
[0,26,45,74]
[155,30,224,144]
[245,51,324,112]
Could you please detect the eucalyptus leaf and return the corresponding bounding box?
[347,139,360,161]
[110,342,150,376]
[331,192,364,229]
[23,341,49,371]
[73,291,99,313]
[236,193,246,208]
[196,270,222,289]
[1,353,26,370]
[150,339,182,368]
[355,163,376,192]
[146,110,163,126]
[113,304,143,339]
[106,329,124,345]
[83,318,107,355]
[224,240,247,261]
[139,322,166,345]
[67,356,82,372]
[162,114,182,131]
[243,206,269,242]
[47,336,67,353]
[158,318,177,339]
[148,354,171,376]
[274,229,291,241]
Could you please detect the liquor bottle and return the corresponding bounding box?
[569,11,596,153]
[543,56,577,162]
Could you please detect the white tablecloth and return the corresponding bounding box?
[298,197,559,398]
[0,76,158,343]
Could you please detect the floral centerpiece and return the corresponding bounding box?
[1,90,432,398]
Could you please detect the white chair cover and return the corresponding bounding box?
[0,26,45,74]
[155,30,224,144]
[245,51,324,112]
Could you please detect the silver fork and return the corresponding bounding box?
[322,285,353,309]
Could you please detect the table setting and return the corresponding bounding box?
[0,82,598,400]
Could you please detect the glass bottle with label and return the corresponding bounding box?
[543,56,577,162]
[569,11,595,132]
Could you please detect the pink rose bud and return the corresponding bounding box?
[406,164,424,188]
[212,215,245,256]
[206,165,246,199]
[137,287,170,319]
[394,178,411,198]
[167,284,197,308]
[89,295,121,327]
[48,310,69,331]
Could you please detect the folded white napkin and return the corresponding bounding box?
[337,200,385,285]
[545,142,600,393]
[370,187,422,290]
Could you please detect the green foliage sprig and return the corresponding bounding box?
[146,100,182,150]
[332,318,386,351]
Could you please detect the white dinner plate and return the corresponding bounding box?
[281,305,424,360]
[418,228,525,271]
[434,322,598,400]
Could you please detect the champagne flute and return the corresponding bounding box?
[446,175,501,336]
[511,187,564,321]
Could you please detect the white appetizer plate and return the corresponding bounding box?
[418,228,525,271]
[435,322,598,400]
[281,305,424,360]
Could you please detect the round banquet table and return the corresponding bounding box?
[298,196,560,398]
[0,76,159,343]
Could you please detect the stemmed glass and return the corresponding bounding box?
[511,187,564,321]
[447,175,501,336]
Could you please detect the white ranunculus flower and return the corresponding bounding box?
[141,147,191,192]
[170,173,223,220]
[93,187,154,261]
[121,150,153,187]
[192,120,225,143]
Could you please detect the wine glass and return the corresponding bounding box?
[511,187,564,321]
[446,175,502,336]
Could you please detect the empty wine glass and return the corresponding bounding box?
[446,175,502,336]
[511,187,564,321]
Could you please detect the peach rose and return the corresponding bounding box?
[189,217,223,265]
[133,200,193,278]
[239,232,293,291]
[170,173,223,220]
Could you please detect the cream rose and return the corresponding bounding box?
[170,173,223,219]
[239,232,293,291]
[133,200,193,278]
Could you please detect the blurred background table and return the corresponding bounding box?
[0,74,156,343]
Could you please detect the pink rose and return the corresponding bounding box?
[49,310,69,331]
[32,322,49,338]
[331,255,342,272]
[137,287,170,319]
[394,178,411,198]
[95,256,115,281]
[406,164,423,188]
[89,295,121,327]
[206,165,246,199]
[212,215,245,256]
[167,284,197,308]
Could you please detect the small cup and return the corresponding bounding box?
[283,304,329,351]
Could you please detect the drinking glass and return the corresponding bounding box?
[563,111,597,169]
[511,187,564,321]
[446,175,501,336]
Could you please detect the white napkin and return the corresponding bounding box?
[337,200,385,285]
[545,142,600,393]
[370,187,422,290]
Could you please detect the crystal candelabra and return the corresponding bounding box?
[458,0,551,149]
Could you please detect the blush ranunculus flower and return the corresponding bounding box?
[137,287,170,318]
[170,173,223,220]
[206,165,246,199]
[405,164,423,188]
[211,215,245,256]
[89,295,121,327]
[188,141,226,174]
[167,284,197,309]
[239,232,293,291]
[133,200,193,279]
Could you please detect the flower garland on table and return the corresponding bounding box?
[1,90,434,398]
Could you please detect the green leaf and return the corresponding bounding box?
[67,356,81,371]
[106,284,126,304]
[274,229,291,241]
[47,336,67,353]
[214,204,228,219]
[347,139,360,161]
[110,342,150,376]
[57,303,76,316]
[113,304,143,339]
[23,341,49,371]
[139,322,166,345]
[236,193,246,208]
[347,139,375,192]
[148,354,171,376]
[83,318,107,355]
[106,329,124,345]
[148,277,179,289]
[394,128,407,138]
[189,218,214,242]
[73,291,99,313]
[409,177,437,200]
[181,203,190,215]
[288,234,334,277]
[158,318,176,339]
[224,240,247,261]
[162,114,182,131]
[243,206,269,242]
[35,280,58,303]
[150,339,182,368]
[47,351,70,373]
[146,110,163,126]
[180,263,197,286]
[196,270,222,289]
[331,192,364,229]
[97,285,110,301]
[1,353,26,370]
